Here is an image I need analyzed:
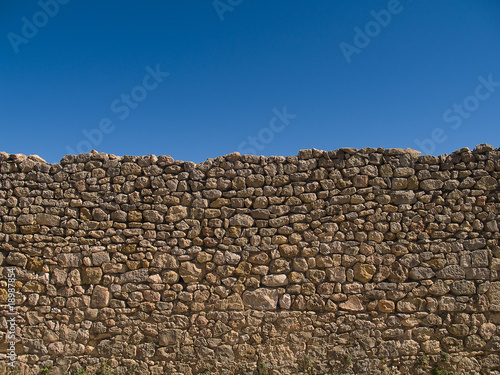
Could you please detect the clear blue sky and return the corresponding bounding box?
[2,0,500,163]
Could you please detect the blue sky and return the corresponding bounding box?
[2,0,500,163]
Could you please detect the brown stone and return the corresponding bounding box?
[353,263,376,283]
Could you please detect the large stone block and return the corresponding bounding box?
[242,288,278,310]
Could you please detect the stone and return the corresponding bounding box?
[82,267,103,284]
[471,250,489,267]
[390,191,416,204]
[22,281,45,293]
[399,340,419,355]
[279,244,299,258]
[353,263,376,282]
[242,288,278,310]
[229,214,254,227]
[151,253,179,269]
[143,210,163,223]
[261,274,288,287]
[476,176,498,190]
[327,267,346,283]
[378,300,395,313]
[179,262,202,283]
[421,340,441,354]
[20,225,40,234]
[162,270,180,284]
[57,253,82,267]
[17,214,34,225]
[165,206,188,222]
[36,213,60,226]
[6,252,27,267]
[91,251,110,266]
[227,294,244,310]
[159,329,185,346]
[436,265,465,279]
[279,293,292,309]
[450,280,476,295]
[121,162,141,175]
[91,286,110,307]
[120,269,149,283]
[27,257,43,271]
[487,282,500,310]
[409,266,435,280]
[128,211,143,222]
[420,179,444,191]
[429,279,450,296]
[339,295,364,312]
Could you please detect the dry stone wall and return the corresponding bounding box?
[1,145,500,375]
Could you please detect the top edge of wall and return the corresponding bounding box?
[0,143,498,166]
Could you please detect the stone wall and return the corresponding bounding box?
[0,145,500,375]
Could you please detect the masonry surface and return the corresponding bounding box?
[0,145,500,375]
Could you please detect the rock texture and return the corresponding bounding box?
[0,145,500,374]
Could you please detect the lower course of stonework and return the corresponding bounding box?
[0,145,500,374]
